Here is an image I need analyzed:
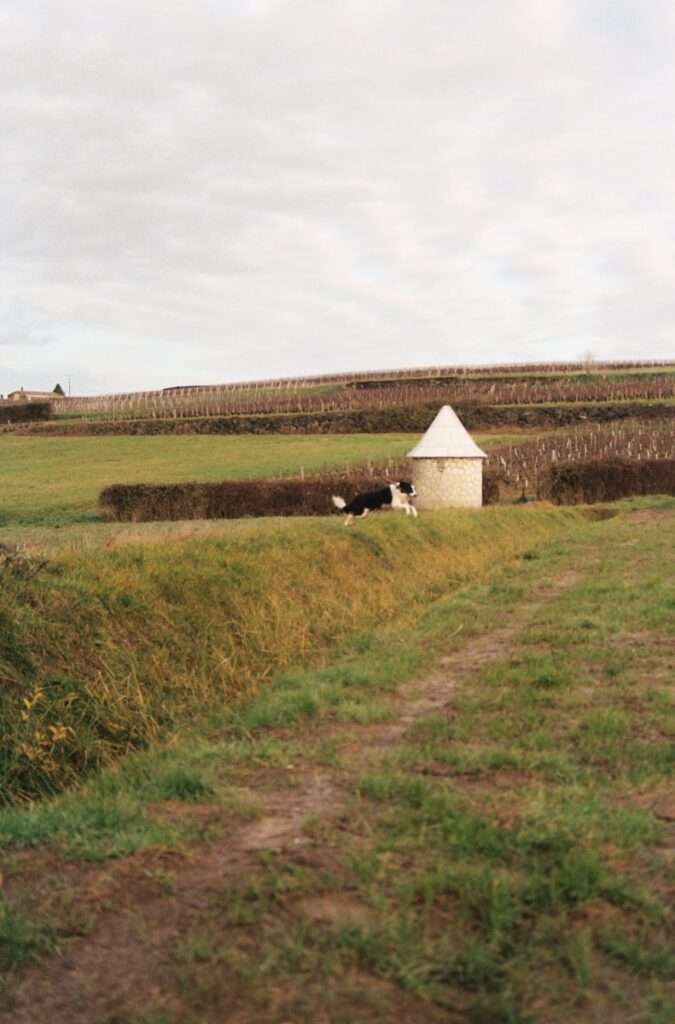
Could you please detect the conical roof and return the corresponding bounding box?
[407,405,487,459]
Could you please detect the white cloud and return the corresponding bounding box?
[1,0,674,395]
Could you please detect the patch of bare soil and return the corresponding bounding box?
[0,569,585,1024]
[238,772,341,851]
[626,508,675,524]
[296,893,373,928]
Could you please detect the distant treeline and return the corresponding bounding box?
[0,401,51,425]
[14,400,675,437]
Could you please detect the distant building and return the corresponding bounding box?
[407,405,487,509]
[7,386,67,402]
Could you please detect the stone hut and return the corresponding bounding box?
[407,405,487,509]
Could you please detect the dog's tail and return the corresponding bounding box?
[331,495,346,511]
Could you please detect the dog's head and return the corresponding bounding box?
[395,481,416,498]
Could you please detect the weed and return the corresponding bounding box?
[599,931,675,979]
[563,929,593,988]
[0,897,57,970]
[152,768,214,802]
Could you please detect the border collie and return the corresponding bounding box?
[331,481,417,526]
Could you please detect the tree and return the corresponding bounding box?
[52,383,65,396]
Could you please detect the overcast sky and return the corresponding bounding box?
[2,0,675,396]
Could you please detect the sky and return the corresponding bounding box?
[2,0,675,397]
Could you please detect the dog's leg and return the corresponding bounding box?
[343,514,353,527]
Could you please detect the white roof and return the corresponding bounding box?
[407,405,487,459]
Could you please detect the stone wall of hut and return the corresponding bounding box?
[412,457,483,509]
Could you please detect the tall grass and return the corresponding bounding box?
[0,506,584,803]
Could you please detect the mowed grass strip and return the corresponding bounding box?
[152,501,672,1024]
[328,502,674,1022]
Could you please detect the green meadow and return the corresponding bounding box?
[0,430,526,531]
[0,432,413,528]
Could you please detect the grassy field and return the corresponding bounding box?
[0,433,407,527]
[0,430,526,530]
[1,417,673,1021]
[0,497,673,1023]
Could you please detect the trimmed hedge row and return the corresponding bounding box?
[545,458,675,504]
[0,401,52,425]
[100,470,502,522]
[15,400,675,436]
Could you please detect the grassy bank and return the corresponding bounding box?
[0,505,585,803]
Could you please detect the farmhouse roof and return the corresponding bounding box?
[7,387,66,401]
[8,389,54,400]
[407,405,487,459]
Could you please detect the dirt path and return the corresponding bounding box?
[0,562,591,1024]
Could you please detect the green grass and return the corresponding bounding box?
[0,897,57,970]
[1,497,673,1022]
[0,432,415,527]
[138,497,673,1022]
[0,430,528,530]
[323,503,673,1018]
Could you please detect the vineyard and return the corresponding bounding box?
[487,417,675,496]
[46,359,675,422]
[48,374,675,422]
[362,418,675,500]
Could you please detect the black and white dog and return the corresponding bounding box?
[332,481,417,526]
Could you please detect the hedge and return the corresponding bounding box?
[100,470,501,522]
[544,458,675,504]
